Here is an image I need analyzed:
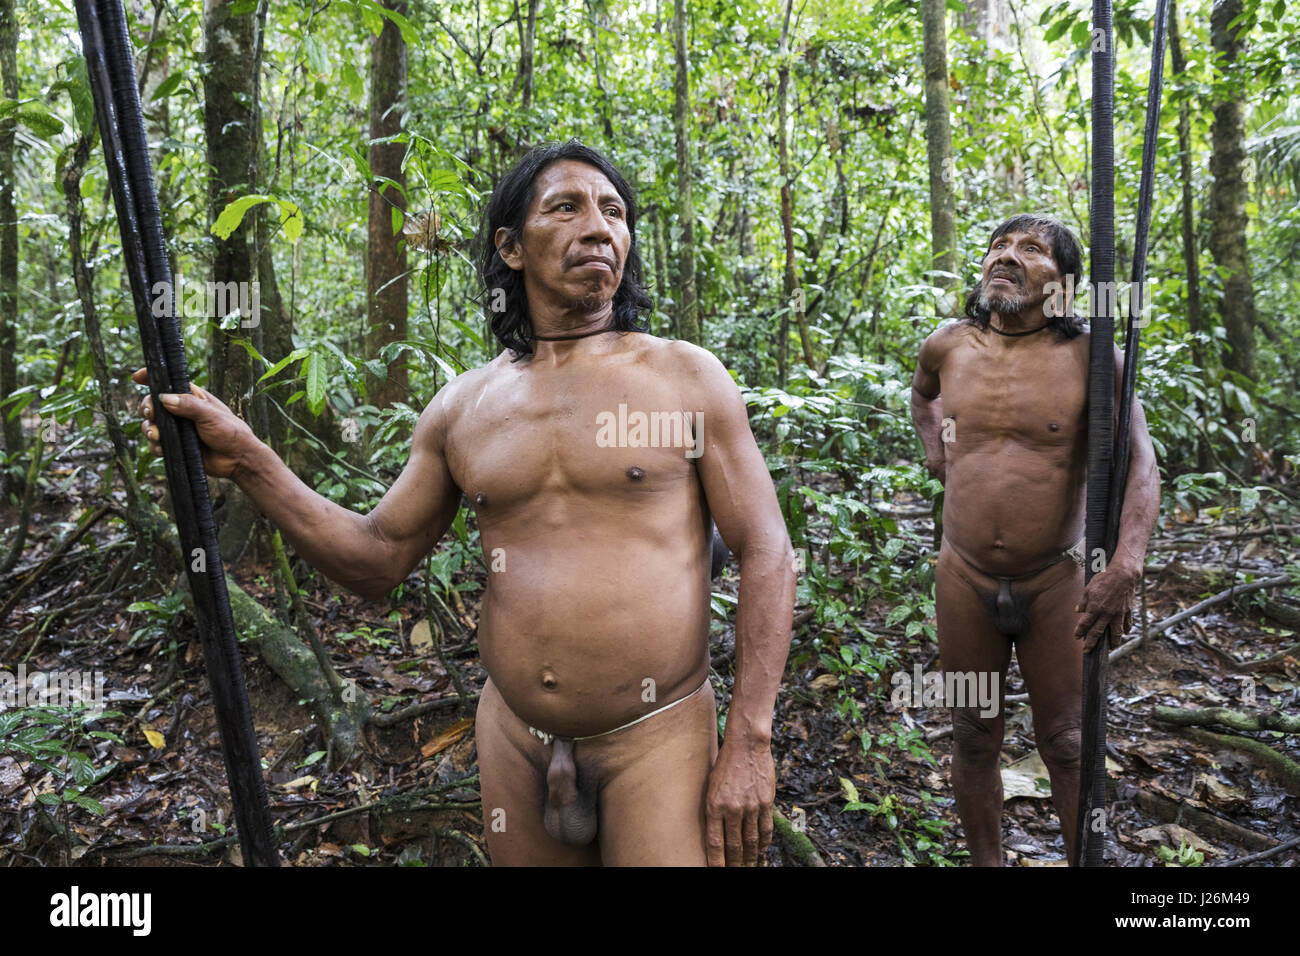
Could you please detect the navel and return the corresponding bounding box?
[541,670,559,691]
[626,466,645,481]
[1048,422,1060,432]
[475,492,488,507]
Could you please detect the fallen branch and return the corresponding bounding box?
[370,693,479,728]
[436,827,489,866]
[1175,727,1300,796]
[1131,788,1275,852]
[1109,574,1292,663]
[772,808,826,866]
[1153,705,1300,734]
[1219,834,1300,867]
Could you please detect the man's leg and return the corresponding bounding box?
[475,678,602,866]
[1014,561,1086,862]
[587,681,718,866]
[936,545,1013,867]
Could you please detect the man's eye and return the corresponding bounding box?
[606,207,624,218]
[557,202,575,212]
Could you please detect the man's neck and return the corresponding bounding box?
[989,310,1049,338]
[531,303,616,342]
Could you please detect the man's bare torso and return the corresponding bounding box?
[436,331,712,737]
[932,322,1091,576]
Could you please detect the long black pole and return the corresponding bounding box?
[74,0,279,866]
[1076,0,1116,868]
[1076,0,1170,867]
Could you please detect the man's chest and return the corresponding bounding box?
[443,365,700,509]
[940,343,1088,449]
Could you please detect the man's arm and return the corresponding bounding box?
[138,369,463,601]
[911,328,948,483]
[1074,348,1162,649]
[673,342,796,867]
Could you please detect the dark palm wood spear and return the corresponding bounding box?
[1076,0,1169,867]
[73,0,279,866]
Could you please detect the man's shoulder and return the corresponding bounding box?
[631,334,737,391]
[919,318,972,365]
[423,355,508,423]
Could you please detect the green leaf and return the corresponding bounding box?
[351,843,372,857]
[256,348,311,384]
[37,792,62,806]
[304,352,329,416]
[392,205,403,236]
[302,750,326,767]
[341,62,364,102]
[68,56,94,135]
[1239,486,1260,514]
[16,103,64,139]
[212,194,273,239]
[304,35,330,76]
[885,604,912,627]
[275,199,304,242]
[1044,19,1069,43]
[151,71,184,102]
[73,794,105,815]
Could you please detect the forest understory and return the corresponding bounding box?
[3,440,1295,868]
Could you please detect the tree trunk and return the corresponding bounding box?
[672,0,700,344]
[1170,0,1210,471]
[921,0,958,312]
[1208,0,1256,381]
[203,0,262,563]
[0,0,21,498]
[519,0,537,109]
[777,0,813,378]
[366,1,410,410]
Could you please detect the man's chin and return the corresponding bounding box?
[565,292,613,314]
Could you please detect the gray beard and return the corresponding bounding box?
[978,283,1024,317]
[565,291,610,314]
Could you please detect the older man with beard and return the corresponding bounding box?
[910,214,1160,865]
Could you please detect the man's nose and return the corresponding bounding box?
[577,201,614,243]
[991,244,1021,266]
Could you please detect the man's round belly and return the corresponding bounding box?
[476,542,711,737]
[943,448,1084,575]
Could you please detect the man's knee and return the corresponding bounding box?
[1037,722,1081,771]
[951,710,1002,761]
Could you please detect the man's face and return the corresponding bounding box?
[495,159,631,316]
[978,228,1063,317]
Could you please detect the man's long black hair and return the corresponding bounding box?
[963,213,1086,338]
[476,140,652,358]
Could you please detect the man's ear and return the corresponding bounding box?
[495,227,524,272]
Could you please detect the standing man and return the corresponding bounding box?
[910,214,1160,865]
[139,141,795,866]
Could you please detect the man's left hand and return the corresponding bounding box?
[704,738,775,867]
[1074,564,1140,652]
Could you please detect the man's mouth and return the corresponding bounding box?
[572,255,615,271]
[989,272,1019,286]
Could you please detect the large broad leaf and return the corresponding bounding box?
[151,70,184,102]
[304,35,330,76]
[304,351,329,416]
[257,348,311,384]
[68,56,95,134]
[16,103,64,139]
[212,194,303,242]
[212,195,273,239]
